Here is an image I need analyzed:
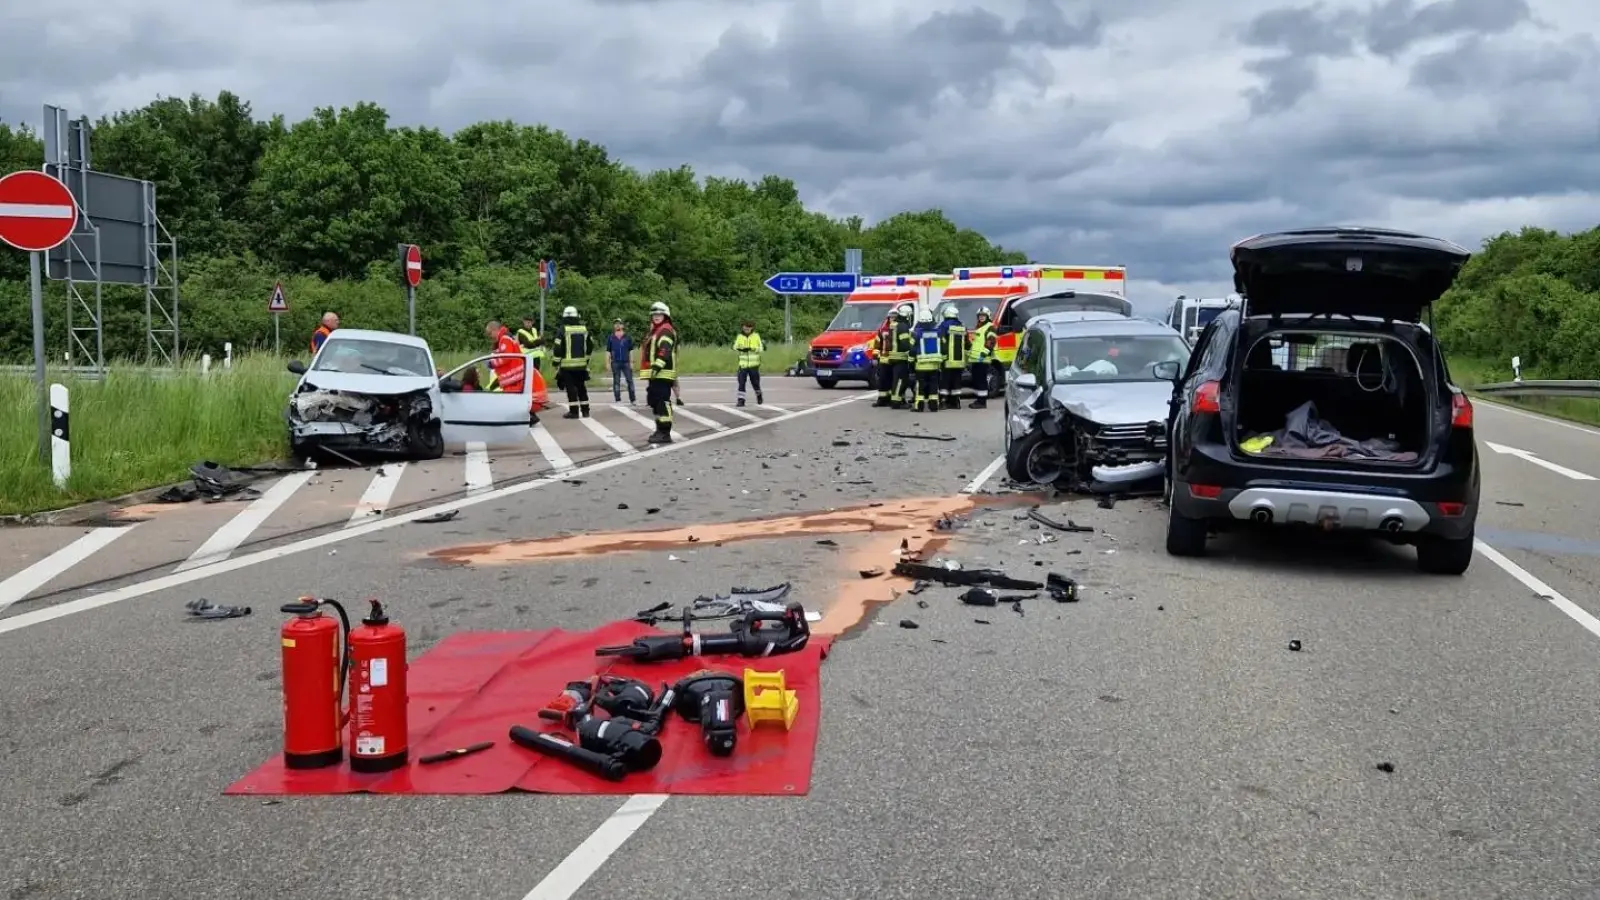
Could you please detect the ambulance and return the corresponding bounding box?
[807,274,947,388]
[982,265,1129,367]
[1161,294,1239,343]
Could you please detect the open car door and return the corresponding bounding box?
[437,354,536,447]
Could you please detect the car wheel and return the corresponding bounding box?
[1004,430,1066,485]
[816,377,837,389]
[1415,530,1473,575]
[408,420,446,460]
[1160,455,1174,507]
[1165,499,1208,557]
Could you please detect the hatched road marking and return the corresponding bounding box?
[531,426,575,471]
[348,463,406,526]
[464,442,494,494]
[175,472,315,572]
[0,392,872,636]
[0,527,133,616]
[580,417,635,455]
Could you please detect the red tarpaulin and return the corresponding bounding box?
[224,620,833,797]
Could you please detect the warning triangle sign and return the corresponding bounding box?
[268,282,288,312]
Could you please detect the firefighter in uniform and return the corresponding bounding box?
[515,315,546,374]
[733,320,764,406]
[871,315,895,407]
[968,307,997,408]
[550,306,592,419]
[939,304,968,410]
[911,308,943,412]
[889,303,916,409]
[644,301,678,443]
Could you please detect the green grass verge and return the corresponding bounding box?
[1449,355,1600,428]
[0,342,808,516]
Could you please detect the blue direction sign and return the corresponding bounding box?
[763,272,858,294]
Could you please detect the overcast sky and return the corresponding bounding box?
[2,0,1596,311]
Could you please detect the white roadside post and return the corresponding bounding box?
[49,383,69,488]
[224,342,233,371]
[1511,355,1522,383]
[201,353,212,376]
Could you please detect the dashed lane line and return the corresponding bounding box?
[0,393,871,636]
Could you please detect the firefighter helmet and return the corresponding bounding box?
[649,301,670,317]
[942,304,959,319]
[561,306,579,318]
[918,309,934,323]
[977,306,992,318]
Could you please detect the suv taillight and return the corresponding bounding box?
[1194,380,1221,414]
[1451,392,1473,428]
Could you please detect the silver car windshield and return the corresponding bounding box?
[1052,334,1191,383]
[312,339,432,377]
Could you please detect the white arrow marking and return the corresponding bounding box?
[0,203,74,218]
[1483,441,1596,480]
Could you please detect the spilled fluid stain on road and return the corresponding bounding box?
[424,493,1042,635]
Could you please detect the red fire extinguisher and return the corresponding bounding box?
[280,596,351,770]
[347,599,409,772]
[279,597,408,773]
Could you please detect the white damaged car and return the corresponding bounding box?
[1002,314,1192,488]
[285,329,538,460]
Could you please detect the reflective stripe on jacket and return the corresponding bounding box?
[734,332,763,369]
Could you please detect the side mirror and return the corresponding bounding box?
[1014,372,1038,390]
[287,360,306,375]
[439,376,462,392]
[1152,361,1181,381]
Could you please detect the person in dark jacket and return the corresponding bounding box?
[607,319,636,404]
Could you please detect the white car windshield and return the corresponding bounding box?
[1053,334,1191,382]
[312,339,432,377]
[825,302,896,332]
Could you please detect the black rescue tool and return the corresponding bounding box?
[672,670,744,756]
[518,676,667,777]
[892,561,1044,591]
[1047,573,1079,602]
[419,741,495,765]
[595,602,810,662]
[509,726,627,781]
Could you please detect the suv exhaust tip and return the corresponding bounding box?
[1379,516,1405,533]
[1249,506,1273,524]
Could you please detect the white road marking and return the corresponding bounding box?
[1482,441,1596,480]
[0,202,75,218]
[1476,398,1600,438]
[0,393,870,636]
[530,426,575,472]
[611,404,657,431]
[519,794,669,900]
[347,464,406,526]
[961,455,1006,495]
[707,403,761,423]
[673,406,727,431]
[580,417,636,455]
[464,442,494,494]
[175,472,315,572]
[1476,540,1600,642]
[758,403,789,413]
[0,527,133,615]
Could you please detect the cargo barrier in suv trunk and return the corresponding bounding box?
[1231,331,1432,466]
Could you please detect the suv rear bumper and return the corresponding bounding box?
[1172,444,1477,540]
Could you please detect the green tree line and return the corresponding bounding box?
[1434,225,1600,379]
[0,92,1028,362]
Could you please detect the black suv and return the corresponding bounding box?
[1156,227,1479,574]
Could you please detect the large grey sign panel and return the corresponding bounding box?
[44,165,155,286]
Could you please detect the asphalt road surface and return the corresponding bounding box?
[3,386,1599,900]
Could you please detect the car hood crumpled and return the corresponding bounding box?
[297,372,437,395]
[1047,380,1171,425]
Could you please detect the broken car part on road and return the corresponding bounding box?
[891,560,1044,591]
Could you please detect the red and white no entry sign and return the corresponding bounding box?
[0,170,78,253]
[405,244,422,287]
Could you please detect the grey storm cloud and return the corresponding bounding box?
[0,0,1595,308]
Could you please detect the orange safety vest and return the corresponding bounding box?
[311,326,333,354]
[490,329,525,392]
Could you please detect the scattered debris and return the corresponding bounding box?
[563,479,585,486]
[859,567,884,579]
[687,535,699,543]
[667,554,686,562]
[816,539,838,547]
[415,510,459,524]
[1097,496,1117,509]
[932,638,948,644]
[1011,601,1025,617]
[1288,639,1302,652]
[1028,508,1093,533]
[632,584,803,624]
[831,440,851,447]
[185,598,251,619]
[1375,762,1396,773]
[617,503,630,509]
[934,514,969,531]
[905,580,929,595]
[893,561,1043,590]
[1495,500,1524,507]
[959,588,998,607]
[1157,605,1165,611]
[646,507,661,514]
[999,593,1038,602]
[916,600,929,609]
[1046,573,1079,603]
[973,619,991,625]
[884,431,957,442]
[898,619,920,629]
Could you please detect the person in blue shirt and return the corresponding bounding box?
[607,319,636,404]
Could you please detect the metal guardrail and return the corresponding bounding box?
[1475,380,1600,399]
